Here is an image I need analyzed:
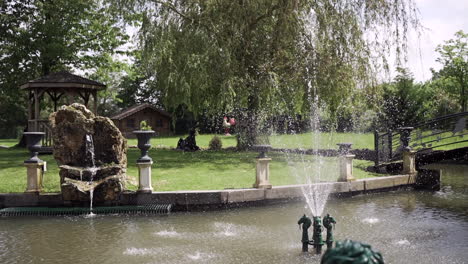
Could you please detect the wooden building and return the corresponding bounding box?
[111,104,172,138]
[21,71,106,147]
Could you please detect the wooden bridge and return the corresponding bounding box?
[374,112,468,166]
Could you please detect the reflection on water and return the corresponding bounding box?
[424,163,468,194]
[1,165,467,264]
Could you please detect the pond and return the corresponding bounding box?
[1,164,467,264]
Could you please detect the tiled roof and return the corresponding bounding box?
[20,71,106,90]
[110,103,171,120]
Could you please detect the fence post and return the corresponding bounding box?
[374,131,379,166]
[388,130,393,161]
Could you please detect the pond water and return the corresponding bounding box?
[1,164,467,264]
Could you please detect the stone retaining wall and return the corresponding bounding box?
[0,174,417,210]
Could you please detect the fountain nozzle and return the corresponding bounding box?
[323,214,337,249]
[298,214,312,252]
[312,216,324,254]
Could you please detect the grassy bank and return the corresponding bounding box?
[126,132,374,150]
[0,139,19,147]
[0,146,379,193]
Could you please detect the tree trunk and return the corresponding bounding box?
[236,92,264,150]
[236,109,258,150]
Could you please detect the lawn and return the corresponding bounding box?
[0,146,379,193]
[125,132,374,150]
[0,139,19,148]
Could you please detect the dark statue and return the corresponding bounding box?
[177,129,200,151]
[298,214,333,255]
[323,214,337,249]
[321,240,384,264]
[298,214,312,252]
[312,216,325,254]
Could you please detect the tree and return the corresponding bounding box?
[0,0,129,138]
[377,68,425,130]
[433,30,468,112]
[119,0,420,148]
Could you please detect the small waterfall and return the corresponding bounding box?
[89,188,95,215]
[85,134,96,168]
[85,134,97,214]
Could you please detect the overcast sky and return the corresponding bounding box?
[402,0,468,82]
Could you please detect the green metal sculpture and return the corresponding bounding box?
[321,240,385,264]
[312,216,325,254]
[323,214,336,249]
[298,214,312,252]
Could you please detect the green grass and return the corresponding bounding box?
[0,139,18,147]
[126,134,238,149]
[0,146,379,193]
[125,132,374,150]
[269,132,374,149]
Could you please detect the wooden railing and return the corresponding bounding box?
[375,112,468,165]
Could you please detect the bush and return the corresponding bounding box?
[209,136,222,150]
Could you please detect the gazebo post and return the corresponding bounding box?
[92,90,98,114]
[28,91,33,131]
[34,88,40,131]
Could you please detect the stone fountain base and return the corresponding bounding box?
[59,165,126,202]
[50,104,128,204]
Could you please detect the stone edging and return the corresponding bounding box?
[0,175,416,210]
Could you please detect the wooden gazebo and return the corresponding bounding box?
[21,71,106,146]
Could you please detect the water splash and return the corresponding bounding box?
[214,222,236,237]
[154,230,181,238]
[85,134,95,167]
[362,217,380,224]
[85,134,97,215]
[89,187,94,213]
[187,251,215,261]
[395,239,410,246]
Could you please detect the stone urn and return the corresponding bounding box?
[49,103,127,203]
[24,132,45,163]
[133,130,155,163]
[252,144,271,158]
[337,143,353,155]
[398,127,414,151]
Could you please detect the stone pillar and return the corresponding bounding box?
[338,155,355,182]
[137,161,153,193]
[402,150,417,175]
[24,162,44,193]
[253,158,272,189]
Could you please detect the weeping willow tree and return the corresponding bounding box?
[119,0,420,148]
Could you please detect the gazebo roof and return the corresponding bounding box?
[20,71,106,90]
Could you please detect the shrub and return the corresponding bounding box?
[209,136,222,150]
[139,120,152,131]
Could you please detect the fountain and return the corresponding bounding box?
[298,213,334,255]
[49,103,127,204]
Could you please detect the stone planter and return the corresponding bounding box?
[337,143,352,155]
[24,132,45,163]
[252,144,271,158]
[398,127,414,151]
[133,130,155,163]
